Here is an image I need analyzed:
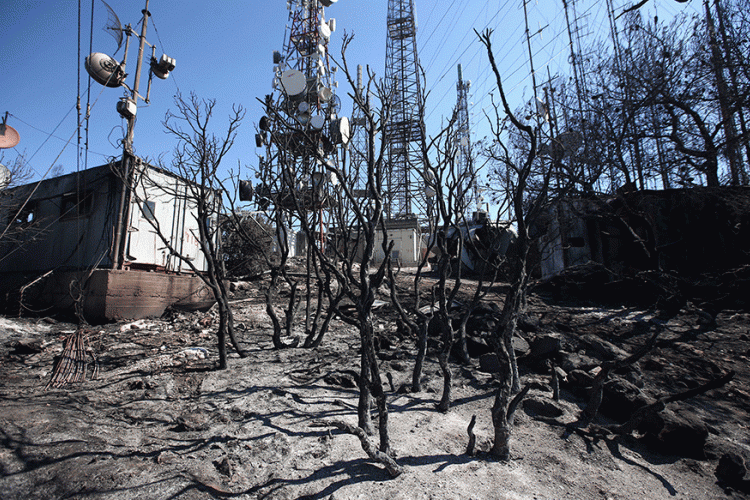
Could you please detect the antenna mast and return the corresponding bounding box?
[384,0,425,220]
[349,65,368,192]
[84,0,175,269]
[455,64,479,217]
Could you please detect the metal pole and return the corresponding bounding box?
[114,0,150,269]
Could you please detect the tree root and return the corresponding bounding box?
[312,420,403,477]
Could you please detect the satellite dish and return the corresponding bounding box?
[310,114,325,130]
[85,52,125,87]
[279,69,306,96]
[320,0,338,6]
[0,163,10,189]
[101,0,124,55]
[0,124,20,149]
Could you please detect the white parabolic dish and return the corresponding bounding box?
[279,69,306,96]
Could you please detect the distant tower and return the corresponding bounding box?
[349,65,368,192]
[384,0,425,219]
[456,63,479,217]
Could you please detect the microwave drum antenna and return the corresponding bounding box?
[85,52,125,87]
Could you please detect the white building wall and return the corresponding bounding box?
[373,227,421,266]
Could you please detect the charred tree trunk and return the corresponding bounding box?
[437,313,454,412]
[358,341,374,435]
[411,318,429,392]
[266,270,300,350]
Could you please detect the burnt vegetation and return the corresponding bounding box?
[2,1,750,497]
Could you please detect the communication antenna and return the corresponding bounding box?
[384,0,426,219]
[455,63,479,217]
[83,0,176,270]
[0,113,21,149]
[251,0,350,213]
[101,0,124,55]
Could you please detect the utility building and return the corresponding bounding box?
[0,161,215,322]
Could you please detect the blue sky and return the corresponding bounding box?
[1,0,697,192]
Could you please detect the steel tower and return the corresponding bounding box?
[384,0,425,220]
[254,0,349,214]
[456,63,479,217]
[348,65,368,192]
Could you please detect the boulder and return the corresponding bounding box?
[715,453,748,484]
[465,335,493,358]
[580,333,630,361]
[530,333,562,359]
[639,408,709,459]
[559,351,599,373]
[567,369,595,387]
[479,353,507,374]
[600,377,651,422]
[523,396,564,419]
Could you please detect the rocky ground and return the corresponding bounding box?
[1,269,749,499]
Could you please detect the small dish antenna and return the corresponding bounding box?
[318,86,333,102]
[328,94,341,115]
[319,21,331,40]
[150,54,176,79]
[310,114,325,130]
[0,113,20,149]
[0,163,10,190]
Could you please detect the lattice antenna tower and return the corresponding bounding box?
[348,65,369,192]
[455,63,479,217]
[254,0,350,212]
[384,0,426,220]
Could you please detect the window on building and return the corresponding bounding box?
[142,200,156,221]
[10,202,38,227]
[60,191,93,219]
